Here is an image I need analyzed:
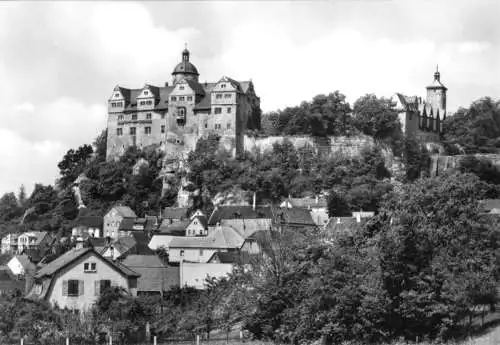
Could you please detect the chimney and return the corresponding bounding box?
[253,192,256,211]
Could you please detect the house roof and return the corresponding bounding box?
[323,217,367,237]
[19,231,49,245]
[190,216,208,229]
[35,247,139,279]
[479,199,500,212]
[144,215,160,231]
[208,206,274,226]
[285,197,327,209]
[76,216,103,229]
[163,207,189,220]
[220,218,273,238]
[109,206,137,219]
[159,219,190,235]
[12,255,36,273]
[122,255,179,292]
[278,208,316,226]
[169,226,244,249]
[395,93,420,112]
[207,251,251,264]
[118,218,141,231]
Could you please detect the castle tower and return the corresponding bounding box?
[172,46,200,84]
[426,65,447,121]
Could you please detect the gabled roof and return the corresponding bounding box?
[208,206,273,226]
[285,197,327,209]
[207,251,251,264]
[35,247,139,279]
[220,218,273,238]
[277,208,316,226]
[18,231,49,246]
[110,206,137,218]
[76,216,103,229]
[11,255,36,273]
[122,255,179,292]
[118,218,141,231]
[163,207,189,220]
[169,226,244,249]
[159,219,191,235]
[190,216,208,229]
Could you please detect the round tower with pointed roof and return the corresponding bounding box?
[426,65,447,120]
[172,46,200,84]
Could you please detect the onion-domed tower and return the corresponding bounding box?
[172,46,200,84]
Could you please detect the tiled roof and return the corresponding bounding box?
[286,197,327,209]
[169,226,243,249]
[159,220,190,235]
[122,255,178,292]
[193,95,211,111]
[278,208,316,226]
[76,216,103,229]
[184,80,205,96]
[35,247,139,279]
[323,217,367,236]
[118,218,139,231]
[220,218,273,238]
[112,206,137,218]
[191,216,208,229]
[163,207,189,220]
[13,255,36,272]
[208,206,274,226]
[479,199,500,212]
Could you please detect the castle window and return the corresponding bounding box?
[227,123,231,129]
[130,127,136,136]
[227,107,232,113]
[187,96,193,101]
[179,96,185,101]
[216,94,222,99]
[132,114,137,121]
[171,96,177,101]
[224,94,231,99]
[214,107,222,114]
[146,113,152,120]
[145,127,151,135]
[118,115,124,121]
[161,125,165,133]
[176,107,186,126]
[116,128,123,136]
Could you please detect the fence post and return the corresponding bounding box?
[153,335,157,345]
[196,334,200,345]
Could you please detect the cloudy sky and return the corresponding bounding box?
[0,1,498,196]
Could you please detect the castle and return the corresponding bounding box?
[106,47,261,161]
[394,67,448,141]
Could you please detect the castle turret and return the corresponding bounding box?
[172,45,200,84]
[426,65,447,121]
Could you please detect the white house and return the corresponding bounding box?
[7,255,36,276]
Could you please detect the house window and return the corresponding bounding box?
[144,90,149,95]
[227,123,231,129]
[221,84,226,88]
[187,96,193,101]
[68,280,79,296]
[114,93,120,98]
[130,127,136,135]
[116,128,123,136]
[100,279,111,292]
[224,94,231,99]
[147,100,153,106]
[200,249,204,256]
[161,114,165,119]
[204,123,208,128]
[216,94,222,99]
[171,96,177,101]
[146,113,152,120]
[180,86,185,90]
[118,115,124,121]
[84,262,96,273]
[227,107,231,113]
[132,114,137,121]
[179,96,185,101]
[145,127,151,135]
[161,125,165,133]
[214,107,222,114]
[180,250,184,257]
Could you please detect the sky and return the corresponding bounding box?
[0,0,498,196]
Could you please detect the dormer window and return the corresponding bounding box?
[179,86,185,90]
[84,262,97,273]
[144,90,149,96]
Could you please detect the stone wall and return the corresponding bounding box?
[429,154,500,177]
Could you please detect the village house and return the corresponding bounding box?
[71,216,103,240]
[208,205,274,227]
[1,233,19,254]
[121,255,179,296]
[101,233,153,260]
[27,247,140,311]
[280,196,329,226]
[219,218,273,238]
[7,255,36,276]
[185,215,208,237]
[17,231,51,254]
[275,208,317,231]
[168,225,244,263]
[162,207,190,225]
[479,199,500,214]
[103,206,137,240]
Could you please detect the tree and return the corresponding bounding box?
[327,191,351,217]
[17,185,27,209]
[57,144,93,189]
[352,94,402,140]
[0,193,21,222]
